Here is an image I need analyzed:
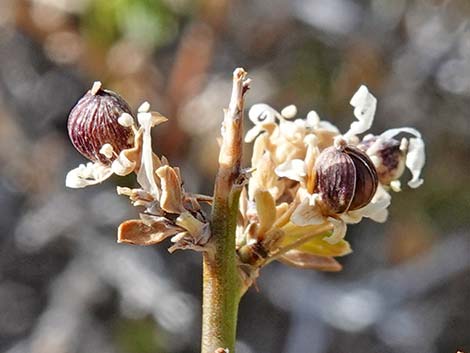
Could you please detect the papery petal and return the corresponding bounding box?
[118,112,135,127]
[271,202,297,230]
[279,222,333,257]
[118,218,179,246]
[111,152,136,176]
[294,236,352,257]
[323,217,347,244]
[306,110,340,134]
[99,144,114,159]
[168,231,208,253]
[308,193,323,207]
[251,132,268,166]
[317,121,340,133]
[279,120,305,143]
[390,180,401,192]
[156,165,184,213]
[281,105,297,119]
[379,127,425,188]
[115,128,143,174]
[238,187,249,230]
[306,110,321,127]
[345,85,377,138]
[280,221,330,240]
[65,162,113,188]
[279,250,343,271]
[406,137,425,188]
[255,189,277,235]
[138,101,150,112]
[303,135,320,181]
[117,187,154,207]
[149,111,169,126]
[245,125,263,143]
[343,185,391,223]
[275,159,307,182]
[175,211,206,238]
[274,139,305,165]
[249,152,284,201]
[275,202,289,220]
[248,104,281,125]
[294,118,307,129]
[280,222,351,257]
[340,212,362,224]
[368,207,389,223]
[110,127,144,176]
[379,127,422,140]
[291,196,324,226]
[136,111,161,198]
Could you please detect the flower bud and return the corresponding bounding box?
[314,142,378,214]
[357,135,406,185]
[67,82,135,165]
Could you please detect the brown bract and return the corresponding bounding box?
[118,218,183,246]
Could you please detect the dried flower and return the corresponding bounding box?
[66,84,210,252]
[64,73,425,284]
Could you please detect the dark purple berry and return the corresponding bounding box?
[67,82,134,165]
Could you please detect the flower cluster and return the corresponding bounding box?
[66,82,210,252]
[65,80,425,277]
[236,86,425,273]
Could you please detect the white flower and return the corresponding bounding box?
[247,85,425,248]
[65,147,137,188]
[245,104,281,143]
[65,162,114,188]
[274,136,392,245]
[344,85,377,139]
[303,110,340,134]
[378,127,425,189]
[136,108,164,198]
[118,113,135,127]
[275,159,307,183]
[280,104,298,119]
[290,194,324,226]
[278,120,306,144]
[324,217,347,244]
[342,185,391,224]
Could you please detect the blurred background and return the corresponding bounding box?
[0,0,469,352]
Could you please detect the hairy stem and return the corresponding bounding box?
[201,68,250,353]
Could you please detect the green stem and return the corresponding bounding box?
[201,68,249,353]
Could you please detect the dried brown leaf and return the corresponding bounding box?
[118,219,179,246]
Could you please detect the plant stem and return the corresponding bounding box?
[201,68,250,353]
